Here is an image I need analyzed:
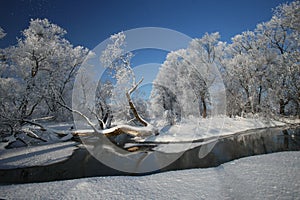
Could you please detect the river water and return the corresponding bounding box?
[0,126,299,183]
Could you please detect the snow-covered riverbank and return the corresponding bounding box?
[1,151,299,200]
[141,116,288,142]
[0,116,294,150]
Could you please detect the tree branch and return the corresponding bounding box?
[126,77,149,127]
[56,101,99,133]
[22,119,47,131]
[88,107,106,130]
[22,128,47,142]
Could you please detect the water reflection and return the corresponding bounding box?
[162,127,300,172]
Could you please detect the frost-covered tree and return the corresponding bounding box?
[0,19,88,135]
[150,50,185,123]
[256,1,300,116]
[188,32,224,118]
[64,31,156,140]
[151,33,223,121]
[274,0,300,33]
[94,80,114,129]
[221,30,274,116]
[100,32,138,124]
[92,31,158,137]
[9,19,88,118]
[220,1,299,118]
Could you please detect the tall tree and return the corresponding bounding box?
[151,33,223,120]
[150,50,184,124]
[189,32,223,118]
[0,19,88,133]
[222,30,273,116]
[100,32,148,125]
[256,1,300,116]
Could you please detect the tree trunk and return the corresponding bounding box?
[257,85,262,112]
[202,98,207,118]
[279,99,285,115]
[126,78,148,127]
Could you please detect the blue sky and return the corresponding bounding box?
[0,0,292,50]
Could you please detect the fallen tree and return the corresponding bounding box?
[60,77,159,138]
[1,77,158,147]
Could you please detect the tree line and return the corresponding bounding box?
[151,1,300,121]
[0,1,299,140]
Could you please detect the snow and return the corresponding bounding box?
[144,116,286,143]
[140,116,287,153]
[0,141,78,169]
[0,116,287,152]
[0,151,299,199]
[276,117,300,125]
[60,116,286,143]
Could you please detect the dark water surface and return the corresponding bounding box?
[0,126,299,184]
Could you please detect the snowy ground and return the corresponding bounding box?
[0,151,299,200]
[142,116,287,142]
[0,141,77,169]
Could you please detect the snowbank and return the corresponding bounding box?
[141,116,286,142]
[0,141,77,169]
[0,151,299,199]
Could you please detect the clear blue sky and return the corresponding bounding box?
[0,0,292,50]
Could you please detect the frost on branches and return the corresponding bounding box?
[150,32,224,122]
[0,19,89,144]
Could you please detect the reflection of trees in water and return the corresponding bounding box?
[282,130,289,150]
